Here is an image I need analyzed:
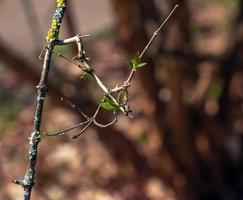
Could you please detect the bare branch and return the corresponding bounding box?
[14,1,67,199]
[71,105,101,139]
[139,4,179,58]
[44,120,90,136]
[110,82,131,93]
[72,120,93,139]
[14,2,179,200]
[60,97,89,119]
[45,104,117,138]
[126,4,179,83]
[46,46,83,69]
[42,3,178,140]
[93,111,117,128]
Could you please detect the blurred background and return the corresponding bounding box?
[0,0,243,199]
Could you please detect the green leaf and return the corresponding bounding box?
[100,96,121,111]
[129,52,146,71]
[137,62,147,69]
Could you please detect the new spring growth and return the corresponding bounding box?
[44,4,179,138]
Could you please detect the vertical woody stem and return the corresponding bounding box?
[14,1,67,200]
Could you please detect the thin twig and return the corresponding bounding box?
[72,105,101,138]
[126,4,179,83]
[60,97,89,119]
[72,120,93,139]
[46,46,82,69]
[45,103,116,138]
[44,120,90,136]
[110,82,131,93]
[140,4,179,58]
[93,111,117,128]
[48,44,127,114]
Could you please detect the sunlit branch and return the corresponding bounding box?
[44,3,178,138]
[126,4,179,83]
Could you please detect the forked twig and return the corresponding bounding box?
[44,120,90,136]
[46,102,117,139]
[16,1,178,199]
[44,5,178,138]
[93,111,117,128]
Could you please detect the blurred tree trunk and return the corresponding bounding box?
[138,0,160,23]
[161,1,203,199]
[216,0,243,198]
[20,0,42,54]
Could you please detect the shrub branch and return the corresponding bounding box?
[14,1,67,200]
[14,2,178,199]
[44,4,179,138]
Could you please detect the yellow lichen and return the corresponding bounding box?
[56,0,66,7]
[46,19,59,41]
[51,19,58,29]
[46,29,56,41]
[46,1,66,41]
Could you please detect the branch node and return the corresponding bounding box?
[72,135,78,139]
[36,84,48,91]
